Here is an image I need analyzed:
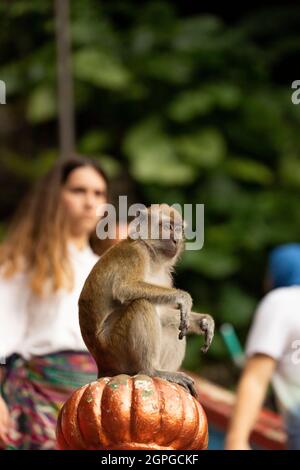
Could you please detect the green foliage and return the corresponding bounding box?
[176,128,226,168]
[123,118,196,185]
[180,249,240,279]
[218,285,256,328]
[74,48,132,90]
[225,157,274,185]
[1,0,300,377]
[27,85,57,123]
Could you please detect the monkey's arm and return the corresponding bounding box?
[113,281,187,305]
[112,280,192,339]
[161,308,214,352]
[188,311,215,352]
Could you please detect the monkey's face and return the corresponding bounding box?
[153,218,185,259]
[135,204,186,260]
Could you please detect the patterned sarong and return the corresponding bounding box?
[1,351,97,450]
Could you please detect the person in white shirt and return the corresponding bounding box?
[0,155,109,449]
[225,244,300,450]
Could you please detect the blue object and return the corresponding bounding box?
[220,323,245,368]
[269,243,300,288]
[207,425,225,450]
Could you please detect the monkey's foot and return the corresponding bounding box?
[153,370,198,399]
[190,314,214,353]
[199,315,214,353]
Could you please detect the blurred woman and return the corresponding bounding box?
[0,156,108,449]
[225,244,300,450]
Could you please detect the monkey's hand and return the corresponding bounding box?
[189,313,215,353]
[176,291,193,340]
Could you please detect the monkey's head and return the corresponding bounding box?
[129,204,186,261]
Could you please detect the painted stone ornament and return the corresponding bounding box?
[56,374,208,450]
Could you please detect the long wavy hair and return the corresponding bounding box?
[0,156,108,296]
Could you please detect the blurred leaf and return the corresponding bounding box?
[143,53,193,84]
[124,118,196,185]
[279,156,300,188]
[131,155,196,185]
[207,82,241,109]
[123,117,162,159]
[130,26,156,55]
[26,85,57,123]
[74,48,131,90]
[71,5,118,50]
[226,157,274,185]
[180,248,240,279]
[176,129,226,168]
[172,16,223,52]
[93,154,122,179]
[168,89,214,122]
[168,83,240,122]
[79,130,110,154]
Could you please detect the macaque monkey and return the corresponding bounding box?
[79,204,214,397]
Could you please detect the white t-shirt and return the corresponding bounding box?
[0,243,99,361]
[246,287,300,433]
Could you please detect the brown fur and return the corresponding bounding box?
[79,205,214,397]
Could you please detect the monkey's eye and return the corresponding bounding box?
[174,225,183,238]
